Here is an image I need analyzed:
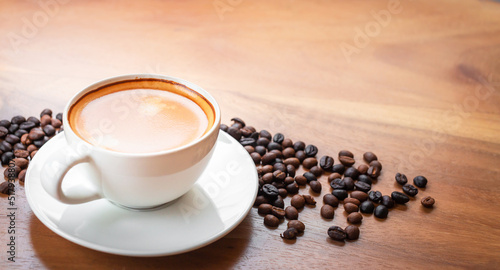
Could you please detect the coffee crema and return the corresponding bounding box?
[69,79,215,153]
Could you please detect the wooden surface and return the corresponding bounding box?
[1,0,500,269]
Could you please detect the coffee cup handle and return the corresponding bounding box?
[40,145,102,204]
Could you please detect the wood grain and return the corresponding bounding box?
[1,0,500,269]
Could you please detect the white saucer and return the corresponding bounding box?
[25,131,258,257]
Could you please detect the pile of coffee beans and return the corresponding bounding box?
[222,117,435,243]
[0,109,63,194]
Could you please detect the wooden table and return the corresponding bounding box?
[1,0,500,269]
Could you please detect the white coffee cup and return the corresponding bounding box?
[40,74,221,210]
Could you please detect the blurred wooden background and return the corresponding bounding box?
[1,0,500,269]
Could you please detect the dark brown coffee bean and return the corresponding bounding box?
[33,136,49,147]
[245,145,255,154]
[20,134,31,145]
[343,177,355,191]
[0,120,10,128]
[392,191,410,204]
[274,162,287,173]
[323,194,339,207]
[4,165,21,179]
[282,138,293,148]
[254,195,269,207]
[1,152,14,165]
[0,126,8,138]
[381,195,394,208]
[344,203,359,213]
[269,149,283,159]
[254,145,267,156]
[261,152,277,165]
[256,137,270,147]
[40,115,52,126]
[5,134,20,144]
[231,122,243,130]
[55,113,63,121]
[27,144,37,153]
[30,150,38,159]
[271,206,286,219]
[262,184,279,199]
[303,195,316,205]
[272,196,285,208]
[291,194,306,209]
[220,124,228,132]
[278,188,288,198]
[357,164,369,174]
[293,141,305,151]
[330,178,345,190]
[264,214,280,227]
[285,206,299,220]
[295,150,306,162]
[345,225,360,240]
[0,181,13,195]
[328,226,346,241]
[363,151,378,163]
[319,155,334,171]
[19,121,36,131]
[40,108,53,118]
[262,173,274,184]
[374,205,389,218]
[347,212,363,224]
[328,173,342,182]
[29,128,45,141]
[250,152,261,164]
[339,156,355,167]
[309,166,323,177]
[280,228,298,240]
[272,133,284,144]
[26,116,40,126]
[13,143,26,151]
[284,176,295,185]
[402,184,419,197]
[0,141,12,152]
[13,158,29,169]
[421,196,435,208]
[286,165,296,177]
[18,169,26,183]
[395,173,408,185]
[282,147,295,159]
[370,160,383,170]
[15,130,28,139]
[413,175,428,188]
[240,137,256,147]
[258,203,273,215]
[304,144,318,157]
[309,180,322,193]
[338,150,354,158]
[357,175,373,185]
[368,190,382,203]
[344,167,360,179]
[354,181,371,192]
[8,124,19,133]
[367,165,380,178]
[284,157,300,168]
[303,172,316,182]
[227,127,242,140]
[302,157,318,169]
[332,164,345,174]
[257,130,271,140]
[273,170,286,182]
[350,191,369,202]
[262,165,273,174]
[295,175,307,186]
[321,205,335,219]
[267,142,283,151]
[359,200,375,213]
[11,115,26,125]
[288,220,305,233]
[331,189,348,200]
[240,127,253,137]
[344,198,360,206]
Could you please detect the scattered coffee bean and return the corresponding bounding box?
[278,188,287,198]
[331,189,348,200]
[254,195,269,206]
[370,160,383,171]
[344,198,360,206]
[302,157,318,169]
[13,158,29,169]
[339,156,355,167]
[264,214,280,227]
[323,194,339,207]
[0,142,12,153]
[332,164,345,174]
[321,204,335,219]
[18,169,26,183]
[220,124,228,132]
[368,190,382,203]
[271,206,286,219]
[304,144,318,157]
[267,142,283,151]
[303,195,316,205]
[280,228,298,240]
[8,124,18,133]
[30,150,38,159]
[0,181,12,195]
[344,167,360,179]
[347,212,363,224]
[270,149,283,159]
[293,141,305,151]
[261,153,277,165]
[240,137,256,147]
[258,203,273,215]
[344,203,359,213]
[13,143,26,151]
[381,195,395,208]
[262,184,279,200]
[0,127,8,138]
[55,113,63,121]
[244,145,254,154]
[343,177,355,190]
[359,200,375,214]
[357,164,369,174]
[273,170,286,181]
[367,166,380,178]
[282,138,293,148]
[282,147,295,159]
[26,116,40,126]
[391,191,410,204]
[319,155,334,171]
[345,225,360,240]
[19,121,36,131]
[395,173,408,185]
[11,115,26,125]
[309,166,323,177]
[40,115,52,126]
[0,120,10,128]
[374,205,389,219]
[284,176,294,185]
[272,196,285,208]
[350,191,369,202]
[250,152,261,164]
[254,146,267,156]
[1,152,14,165]
[291,194,306,209]
[330,178,345,190]
[413,175,428,188]
[286,182,299,194]
[256,137,270,147]
[354,181,371,192]
[284,157,300,168]
[295,150,306,162]
[286,165,296,177]
[262,173,274,184]
[328,226,346,241]
[357,175,373,185]
[285,206,299,220]
[421,196,435,208]
[295,175,307,186]
[40,108,53,118]
[402,184,419,197]
[227,127,242,140]
[327,173,342,183]
[338,150,354,158]
[288,220,305,233]
[27,144,37,153]
[363,152,378,163]
[5,134,20,144]
[273,133,285,144]
[309,180,322,193]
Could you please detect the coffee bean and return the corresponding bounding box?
[291,194,306,209]
[269,149,283,159]
[413,175,428,188]
[319,155,334,171]
[240,137,256,147]
[286,165,296,177]
[347,212,363,224]
[303,195,316,205]
[345,225,360,240]
[321,205,335,219]
[5,134,20,144]
[354,181,371,192]
[11,115,26,125]
[0,141,12,152]
[261,153,277,165]
[273,170,286,182]
[284,176,294,185]
[288,220,305,233]
[272,196,285,208]
[357,175,373,185]
[285,206,299,220]
[254,145,267,156]
[273,133,285,144]
[395,173,408,185]
[40,115,52,127]
[302,172,316,183]
[344,198,360,206]
[27,116,40,126]
[295,175,307,186]
[391,191,410,204]
[344,167,360,179]
[309,166,322,177]
[359,200,375,214]
[302,157,318,169]
[264,214,280,227]
[284,157,300,168]
[1,152,14,165]
[369,160,383,171]
[267,142,283,151]
[245,146,255,154]
[56,113,63,122]
[368,190,382,203]
[0,181,12,195]
[30,150,38,159]
[280,228,298,240]
[402,184,419,197]
[323,194,339,207]
[262,173,274,184]
[8,124,19,133]
[293,141,305,151]
[357,164,369,174]
[367,166,380,178]
[339,156,355,167]
[421,196,435,208]
[13,143,26,151]
[33,136,49,147]
[374,205,389,219]
[27,144,37,153]
[231,123,243,130]
[338,150,354,158]
[4,165,21,179]
[13,158,29,169]
[304,144,318,157]
[0,126,8,138]
[262,184,279,200]
[330,178,345,190]
[14,129,28,138]
[220,124,228,132]
[230,117,246,128]
[350,191,369,202]
[19,121,36,131]
[381,195,395,208]
[282,138,293,148]
[295,150,306,162]
[254,195,269,207]
[259,130,272,140]
[40,108,53,118]
[281,147,295,159]
[271,206,286,219]
[258,203,273,215]
[328,226,346,241]
[256,137,270,147]
[309,180,322,193]
[343,177,355,190]
[227,127,242,140]
[274,161,286,172]
[344,203,359,213]
[29,128,45,141]
[327,173,342,182]
[0,120,10,128]
[278,188,288,198]
[363,151,378,163]
[250,152,261,164]
[331,189,348,200]
[18,169,26,182]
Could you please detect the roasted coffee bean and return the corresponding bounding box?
[367,166,380,178]
[254,195,269,207]
[302,157,318,169]
[13,158,29,169]
[350,191,369,202]
[328,226,346,241]
[262,165,273,174]
[339,156,355,167]
[258,203,273,215]
[30,150,38,159]
[293,141,306,151]
[338,150,354,158]
[295,175,307,186]
[345,225,360,240]
[256,137,270,147]
[402,184,419,197]
[343,177,355,190]
[270,149,283,159]
[309,180,322,193]
[284,176,295,185]
[56,113,63,121]
[254,145,267,156]
[0,181,12,195]
[52,118,62,129]
[264,214,280,227]
[273,162,286,172]
[29,128,45,140]
[267,142,283,151]
[11,115,26,125]
[220,124,228,132]
[262,184,279,199]
[344,198,360,206]
[40,115,52,126]
[303,195,316,205]
[250,152,261,164]
[395,173,408,185]
[259,130,272,140]
[13,143,26,151]
[330,178,345,190]
[381,195,395,208]
[240,137,256,147]
[309,166,323,177]
[273,170,286,182]
[278,188,288,198]
[40,108,53,118]
[421,196,435,208]
[370,160,383,170]
[8,124,18,133]
[323,194,339,207]
[347,212,363,224]
[284,157,300,168]
[18,169,26,182]
[33,136,49,148]
[413,175,428,188]
[374,205,389,219]
[280,228,298,240]
[363,151,378,163]
[392,191,410,204]
[368,190,382,203]
[27,144,37,153]
[291,194,306,209]
[231,122,243,130]
[281,138,292,148]
[271,206,286,219]
[295,150,306,162]
[4,165,21,179]
[331,189,348,200]
[0,126,8,138]
[227,127,242,140]
[321,205,335,219]
[19,121,36,131]
[344,203,359,213]
[285,206,299,220]
[288,220,305,233]
[319,155,334,171]
[282,147,295,159]
[27,116,40,126]
[245,145,255,153]
[20,134,30,145]
[357,175,373,185]
[261,152,277,165]
[344,167,360,179]
[5,134,20,144]
[286,182,299,194]
[303,172,316,182]
[0,120,10,128]
[273,133,285,144]
[14,129,28,138]
[1,152,14,165]
[272,196,285,208]
[0,141,12,152]
[286,165,296,177]
[304,144,318,157]
[354,181,371,192]
[328,173,342,182]
[262,173,274,184]
[357,164,369,174]
[360,200,375,214]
